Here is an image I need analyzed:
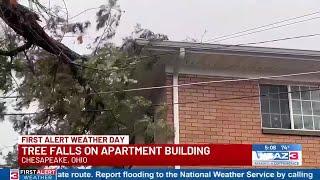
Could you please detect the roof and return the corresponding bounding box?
[135,39,320,61]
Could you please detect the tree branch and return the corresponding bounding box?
[0,1,111,136]
[0,41,32,56]
[0,2,87,86]
[23,50,35,74]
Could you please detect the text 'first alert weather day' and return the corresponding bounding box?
[19,135,129,144]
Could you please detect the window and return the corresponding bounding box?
[260,85,291,129]
[260,84,320,131]
[290,86,320,130]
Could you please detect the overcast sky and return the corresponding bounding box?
[2,0,320,163]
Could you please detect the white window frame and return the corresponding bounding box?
[260,84,320,131]
[289,85,320,131]
[288,86,295,130]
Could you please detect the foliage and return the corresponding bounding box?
[0,0,173,167]
[4,145,18,168]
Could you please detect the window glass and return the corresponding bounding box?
[260,85,269,95]
[291,86,300,99]
[262,114,271,128]
[302,101,312,115]
[279,86,288,99]
[300,86,311,100]
[270,99,280,114]
[260,85,290,129]
[311,90,320,101]
[271,114,281,128]
[314,117,320,130]
[260,97,269,113]
[280,100,289,114]
[292,100,301,114]
[281,114,291,129]
[293,115,303,129]
[269,86,279,99]
[312,102,320,116]
[303,116,313,130]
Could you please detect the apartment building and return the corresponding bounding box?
[136,39,320,167]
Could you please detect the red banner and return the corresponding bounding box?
[18,144,252,167]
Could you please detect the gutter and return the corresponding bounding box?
[135,38,320,62]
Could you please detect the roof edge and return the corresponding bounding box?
[135,38,320,59]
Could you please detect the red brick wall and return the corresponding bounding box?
[165,74,320,167]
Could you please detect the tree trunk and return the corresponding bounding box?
[0,2,86,85]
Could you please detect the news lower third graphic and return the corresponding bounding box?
[17,135,302,167]
[17,135,252,166]
[0,135,309,179]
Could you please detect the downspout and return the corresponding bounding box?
[173,48,185,169]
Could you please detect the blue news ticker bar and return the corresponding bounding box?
[0,168,9,179]
[3,168,317,179]
[252,144,302,151]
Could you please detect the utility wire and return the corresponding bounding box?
[68,15,320,77]
[72,9,320,43]
[1,6,318,73]
[205,10,320,42]
[1,32,320,99]
[3,10,320,76]
[2,86,320,115]
[0,112,39,116]
[204,11,320,43]
[236,33,320,46]
[55,10,320,71]
[3,63,320,99]
[70,51,173,73]
[2,10,320,115]
[0,96,19,99]
[206,16,320,43]
[73,11,320,71]
[90,64,320,95]
[0,109,111,116]
[2,12,320,98]
[70,32,320,79]
[69,7,100,20]
[160,87,320,106]
[187,33,320,53]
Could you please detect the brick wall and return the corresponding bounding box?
[165,74,320,167]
